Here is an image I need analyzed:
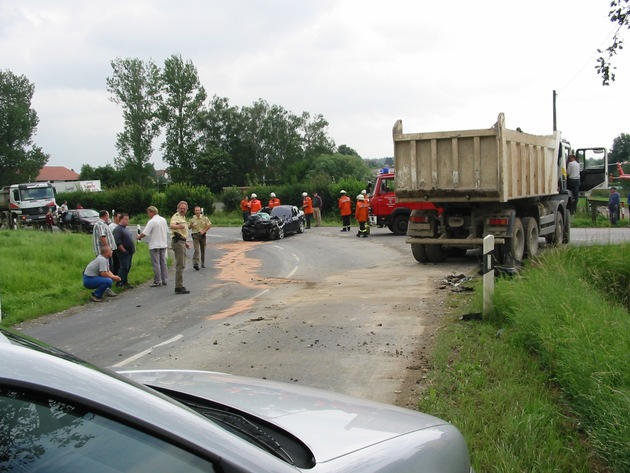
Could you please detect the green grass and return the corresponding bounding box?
[0,230,155,325]
[421,244,630,472]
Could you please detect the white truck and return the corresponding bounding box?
[0,182,57,229]
[396,114,606,265]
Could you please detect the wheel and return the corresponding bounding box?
[500,217,525,265]
[563,211,571,244]
[522,217,539,258]
[391,214,408,235]
[425,244,447,263]
[275,226,285,240]
[411,244,429,263]
[297,221,305,233]
[549,211,564,247]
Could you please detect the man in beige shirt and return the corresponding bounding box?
[189,205,212,270]
[170,201,191,294]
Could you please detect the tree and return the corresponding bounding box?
[0,70,49,187]
[306,153,372,182]
[160,54,207,183]
[609,132,630,163]
[596,0,630,85]
[337,144,359,156]
[79,163,127,188]
[106,58,162,185]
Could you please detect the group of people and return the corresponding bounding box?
[240,191,323,228]
[339,189,370,238]
[83,202,212,301]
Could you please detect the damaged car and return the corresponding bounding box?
[242,205,305,241]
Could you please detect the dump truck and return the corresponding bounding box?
[396,113,575,265]
[0,181,57,229]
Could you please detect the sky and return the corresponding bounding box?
[2,0,630,173]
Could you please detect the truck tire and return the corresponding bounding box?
[563,211,571,244]
[391,214,408,235]
[546,211,564,247]
[425,244,447,263]
[501,217,525,265]
[522,217,539,258]
[411,244,429,263]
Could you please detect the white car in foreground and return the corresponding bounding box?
[0,328,473,472]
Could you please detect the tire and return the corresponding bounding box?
[550,211,564,247]
[425,244,448,263]
[522,217,539,258]
[297,221,305,233]
[500,217,525,265]
[563,211,571,244]
[391,214,408,235]
[276,226,285,240]
[411,244,429,263]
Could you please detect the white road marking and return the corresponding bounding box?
[112,334,184,368]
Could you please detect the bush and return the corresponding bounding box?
[164,183,215,215]
[221,187,246,212]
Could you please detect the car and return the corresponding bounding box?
[0,328,474,472]
[241,205,305,241]
[59,208,99,233]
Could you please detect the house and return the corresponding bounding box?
[36,166,80,182]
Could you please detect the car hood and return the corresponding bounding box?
[120,370,451,463]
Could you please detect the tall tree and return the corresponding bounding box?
[597,0,630,85]
[609,132,630,163]
[299,112,336,158]
[0,70,49,187]
[106,58,161,185]
[160,54,207,183]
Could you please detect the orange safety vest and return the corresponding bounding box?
[250,199,262,213]
[302,196,313,214]
[240,199,250,212]
[355,201,369,222]
[338,195,352,216]
[268,197,281,209]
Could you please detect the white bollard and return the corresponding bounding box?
[483,235,495,317]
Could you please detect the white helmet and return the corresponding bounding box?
[340,190,347,194]
[361,189,367,194]
[251,193,257,198]
[270,192,276,197]
[302,192,308,197]
[357,194,364,201]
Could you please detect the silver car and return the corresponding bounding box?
[0,328,473,472]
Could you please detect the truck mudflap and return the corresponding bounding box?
[405,236,506,246]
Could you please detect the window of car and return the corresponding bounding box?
[0,388,216,472]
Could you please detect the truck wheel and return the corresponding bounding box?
[522,217,539,258]
[501,217,525,265]
[425,244,447,263]
[550,211,564,247]
[411,244,429,263]
[391,214,408,235]
[563,211,571,244]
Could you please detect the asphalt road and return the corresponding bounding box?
[17,225,630,406]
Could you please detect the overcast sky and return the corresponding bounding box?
[2,0,629,173]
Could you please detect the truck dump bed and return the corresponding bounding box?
[394,113,561,203]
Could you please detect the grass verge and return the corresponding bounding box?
[420,243,630,472]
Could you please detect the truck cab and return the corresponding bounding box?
[367,169,437,235]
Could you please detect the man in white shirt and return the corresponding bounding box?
[137,206,169,287]
[567,154,580,213]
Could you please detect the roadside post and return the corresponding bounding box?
[482,235,494,317]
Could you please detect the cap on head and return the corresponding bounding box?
[361,189,367,194]
[302,192,308,197]
[251,193,257,198]
[340,190,346,194]
[270,192,276,197]
[357,194,365,201]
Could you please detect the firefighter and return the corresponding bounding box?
[355,194,369,238]
[302,192,313,229]
[338,190,352,232]
[249,193,262,213]
[240,196,251,222]
[268,192,281,209]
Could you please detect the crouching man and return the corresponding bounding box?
[83,246,121,302]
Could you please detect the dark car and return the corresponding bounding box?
[60,208,99,233]
[0,328,474,472]
[241,205,305,241]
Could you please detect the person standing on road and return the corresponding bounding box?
[113,213,136,289]
[312,192,322,227]
[240,195,251,222]
[355,194,369,238]
[338,190,352,232]
[170,201,191,295]
[268,192,281,209]
[83,246,121,302]
[137,206,169,287]
[249,194,262,214]
[302,192,313,229]
[189,205,212,270]
[567,154,580,213]
[608,187,621,225]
